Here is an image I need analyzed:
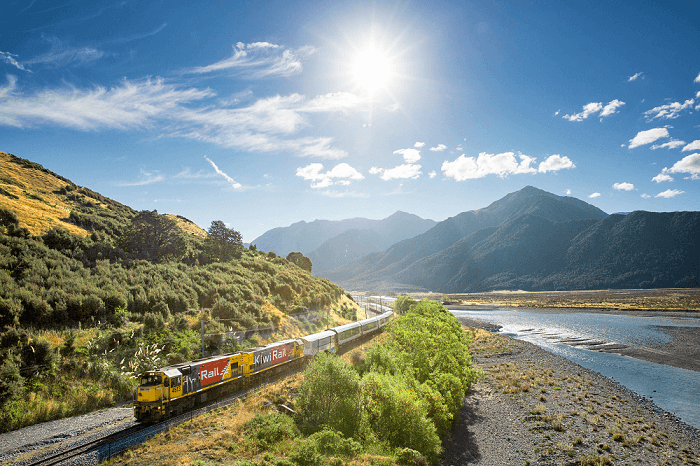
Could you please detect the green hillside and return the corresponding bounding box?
[0,151,356,432]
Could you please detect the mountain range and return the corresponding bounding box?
[251,211,437,273]
[317,187,699,292]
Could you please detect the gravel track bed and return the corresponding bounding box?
[0,407,134,464]
[443,324,700,465]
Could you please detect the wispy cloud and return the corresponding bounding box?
[651,139,685,150]
[185,42,316,78]
[563,100,624,121]
[0,77,361,159]
[109,23,167,44]
[695,72,700,83]
[429,170,437,178]
[0,51,29,72]
[656,189,684,198]
[643,99,694,121]
[414,141,425,148]
[613,182,634,191]
[588,192,601,198]
[441,151,540,181]
[119,170,164,186]
[628,72,643,82]
[628,127,670,149]
[24,36,105,68]
[204,156,242,189]
[429,143,447,151]
[641,194,651,199]
[296,162,364,188]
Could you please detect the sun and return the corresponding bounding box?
[352,47,391,95]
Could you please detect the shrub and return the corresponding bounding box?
[245,413,299,449]
[307,428,362,457]
[0,356,23,405]
[297,353,361,438]
[289,439,322,466]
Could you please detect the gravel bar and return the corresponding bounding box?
[444,323,700,465]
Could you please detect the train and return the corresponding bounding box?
[134,309,394,422]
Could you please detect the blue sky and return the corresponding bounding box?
[1,0,699,242]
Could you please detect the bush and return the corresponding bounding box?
[307,428,362,457]
[0,356,23,405]
[289,439,322,466]
[297,353,361,438]
[245,413,299,449]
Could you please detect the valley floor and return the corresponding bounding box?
[444,326,700,465]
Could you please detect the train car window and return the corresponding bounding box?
[164,377,170,387]
[231,362,239,369]
[140,375,161,386]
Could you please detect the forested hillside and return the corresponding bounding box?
[0,151,351,432]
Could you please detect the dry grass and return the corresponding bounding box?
[408,288,700,311]
[0,151,88,237]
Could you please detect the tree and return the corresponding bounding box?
[205,220,243,262]
[393,296,417,315]
[119,210,186,262]
[297,353,361,437]
[287,251,312,273]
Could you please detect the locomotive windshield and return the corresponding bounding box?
[140,374,161,386]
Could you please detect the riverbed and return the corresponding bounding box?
[450,307,700,430]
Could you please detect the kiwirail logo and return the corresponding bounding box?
[255,347,288,366]
[200,359,231,386]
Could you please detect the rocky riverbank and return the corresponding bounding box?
[444,323,700,465]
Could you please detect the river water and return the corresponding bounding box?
[451,309,700,430]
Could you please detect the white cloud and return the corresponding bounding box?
[652,171,674,183]
[296,162,364,188]
[588,192,601,198]
[563,102,602,121]
[641,194,651,199]
[0,77,361,159]
[643,99,694,121]
[695,72,700,83]
[441,152,538,181]
[119,169,164,186]
[628,127,670,149]
[613,182,634,191]
[185,42,316,78]
[651,139,685,150]
[394,148,421,163]
[429,144,447,151]
[25,37,105,67]
[682,140,700,152]
[667,153,700,175]
[656,189,684,198]
[0,51,29,71]
[429,171,437,178]
[600,99,625,118]
[628,72,643,82]
[566,189,571,195]
[0,75,18,100]
[370,164,422,181]
[554,109,560,116]
[414,142,425,148]
[205,156,242,189]
[538,154,575,173]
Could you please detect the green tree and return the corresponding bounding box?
[297,353,361,437]
[205,220,242,262]
[286,252,312,273]
[119,210,186,262]
[393,296,417,315]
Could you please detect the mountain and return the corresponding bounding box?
[250,210,436,258]
[307,229,386,275]
[327,187,700,292]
